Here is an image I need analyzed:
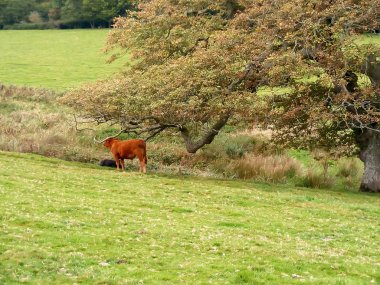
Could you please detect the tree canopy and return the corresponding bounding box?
[61,0,380,191]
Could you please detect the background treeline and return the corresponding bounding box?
[0,0,133,29]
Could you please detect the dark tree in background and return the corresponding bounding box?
[0,0,36,27]
[61,0,133,28]
[0,0,133,29]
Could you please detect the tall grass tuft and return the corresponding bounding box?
[229,154,301,183]
[336,157,362,178]
[299,169,335,189]
[336,157,363,190]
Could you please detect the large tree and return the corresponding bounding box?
[61,0,132,27]
[0,0,36,26]
[0,0,132,28]
[61,0,380,192]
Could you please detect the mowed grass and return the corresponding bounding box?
[0,30,126,90]
[0,151,379,284]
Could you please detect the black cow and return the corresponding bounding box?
[99,159,117,168]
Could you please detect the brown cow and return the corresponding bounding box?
[102,138,147,173]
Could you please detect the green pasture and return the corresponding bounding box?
[0,30,126,90]
[0,151,379,284]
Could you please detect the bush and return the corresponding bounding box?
[311,149,333,177]
[201,133,263,161]
[335,157,363,190]
[298,169,335,189]
[228,154,301,183]
[145,142,184,166]
[28,11,43,24]
[4,22,56,30]
[336,157,362,178]
[225,142,245,159]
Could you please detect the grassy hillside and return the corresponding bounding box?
[0,151,378,284]
[0,30,126,90]
[0,85,109,162]
[0,85,365,191]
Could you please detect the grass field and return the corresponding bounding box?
[0,151,379,284]
[0,30,126,90]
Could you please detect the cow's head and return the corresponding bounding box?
[103,138,116,148]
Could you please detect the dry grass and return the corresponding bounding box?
[336,157,363,190]
[0,84,56,100]
[229,154,302,183]
[336,157,362,178]
[0,85,104,162]
[299,169,336,189]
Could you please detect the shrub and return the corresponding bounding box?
[28,11,43,24]
[201,133,262,161]
[341,176,359,190]
[311,149,333,177]
[228,154,301,183]
[43,134,67,146]
[145,142,184,166]
[336,157,363,190]
[336,157,362,178]
[225,142,245,159]
[210,158,232,176]
[4,23,51,29]
[298,169,335,189]
[225,135,257,158]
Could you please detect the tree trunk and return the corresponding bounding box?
[180,113,230,153]
[356,129,380,192]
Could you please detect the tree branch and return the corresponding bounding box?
[179,112,230,153]
[183,37,210,56]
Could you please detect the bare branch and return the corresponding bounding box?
[144,126,167,141]
[72,114,97,132]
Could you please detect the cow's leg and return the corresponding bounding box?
[120,158,125,172]
[137,155,146,173]
[141,159,146,173]
[113,154,121,171]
